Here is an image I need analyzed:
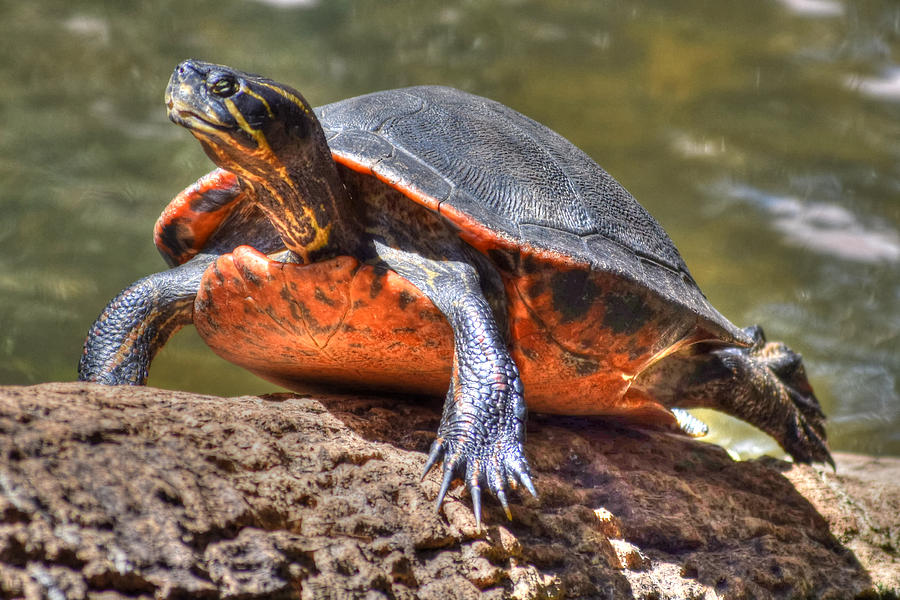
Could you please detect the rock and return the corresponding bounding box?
[0,382,896,599]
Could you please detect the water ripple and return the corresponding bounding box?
[776,0,844,17]
[716,183,900,263]
[847,68,900,102]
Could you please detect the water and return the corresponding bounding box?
[1,0,897,457]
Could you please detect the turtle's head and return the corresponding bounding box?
[165,59,320,181]
[165,59,360,263]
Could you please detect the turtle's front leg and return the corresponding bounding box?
[373,242,536,527]
[78,254,215,385]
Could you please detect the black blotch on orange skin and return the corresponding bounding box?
[242,266,262,287]
[369,270,385,299]
[550,270,598,324]
[198,279,216,321]
[521,255,541,274]
[279,285,306,325]
[295,299,323,333]
[157,220,194,262]
[527,279,546,299]
[398,290,416,310]
[212,264,227,286]
[189,185,241,213]
[314,287,336,307]
[487,248,518,273]
[601,291,652,335]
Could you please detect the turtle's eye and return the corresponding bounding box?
[208,74,239,98]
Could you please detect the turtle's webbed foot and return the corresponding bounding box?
[717,326,834,468]
[423,370,536,528]
[782,395,833,468]
[760,339,833,468]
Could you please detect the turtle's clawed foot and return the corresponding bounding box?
[422,435,536,528]
[740,326,834,468]
[764,342,834,468]
[422,380,537,528]
[783,395,833,469]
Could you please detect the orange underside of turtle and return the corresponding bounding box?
[195,242,701,431]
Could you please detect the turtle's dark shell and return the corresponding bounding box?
[317,86,749,346]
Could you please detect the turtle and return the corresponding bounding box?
[80,59,833,526]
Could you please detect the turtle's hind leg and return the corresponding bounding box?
[636,326,833,466]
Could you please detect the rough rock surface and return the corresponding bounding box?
[0,382,896,599]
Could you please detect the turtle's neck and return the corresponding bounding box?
[203,130,362,264]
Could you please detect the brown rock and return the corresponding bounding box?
[0,382,896,599]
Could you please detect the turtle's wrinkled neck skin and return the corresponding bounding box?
[165,59,361,263]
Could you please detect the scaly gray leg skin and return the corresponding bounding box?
[373,241,536,528]
[78,254,215,385]
[636,325,833,467]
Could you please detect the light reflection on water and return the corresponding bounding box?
[849,68,900,101]
[0,0,897,457]
[777,0,845,18]
[714,182,900,263]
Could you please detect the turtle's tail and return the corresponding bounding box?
[635,326,833,467]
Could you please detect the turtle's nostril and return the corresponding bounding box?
[177,60,203,79]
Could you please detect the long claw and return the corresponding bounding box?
[787,386,825,419]
[518,470,538,499]
[470,483,483,529]
[800,418,834,469]
[506,461,537,499]
[425,354,535,525]
[435,465,455,511]
[421,439,444,481]
[495,487,512,520]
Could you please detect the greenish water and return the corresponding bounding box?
[1,0,897,458]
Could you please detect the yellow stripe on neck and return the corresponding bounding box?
[194,119,333,263]
[256,81,312,116]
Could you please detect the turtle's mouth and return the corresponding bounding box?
[168,108,203,127]
[167,105,231,137]
[165,84,229,132]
